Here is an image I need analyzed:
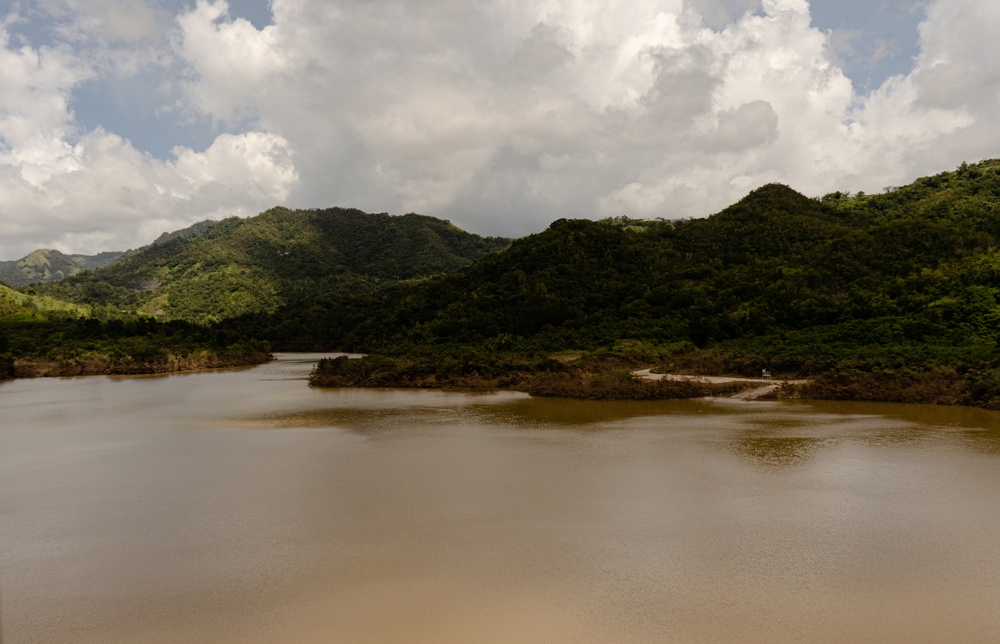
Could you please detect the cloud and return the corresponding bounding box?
[708,100,779,151]
[0,6,298,259]
[686,0,763,29]
[0,125,297,258]
[172,131,298,204]
[168,0,880,232]
[0,25,86,153]
[176,0,286,123]
[37,0,165,44]
[3,0,1000,258]
[911,0,1000,111]
[838,0,996,189]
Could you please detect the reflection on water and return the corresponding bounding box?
[728,434,829,467]
[2,355,1000,643]
[474,395,747,428]
[958,427,1000,454]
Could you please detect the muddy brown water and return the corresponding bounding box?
[2,353,999,642]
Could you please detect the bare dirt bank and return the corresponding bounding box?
[12,350,272,378]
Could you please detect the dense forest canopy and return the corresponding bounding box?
[268,163,1000,359]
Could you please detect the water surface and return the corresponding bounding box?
[2,354,999,642]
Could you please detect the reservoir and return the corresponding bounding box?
[2,353,999,642]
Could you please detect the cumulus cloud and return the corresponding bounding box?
[169,0,864,230]
[837,0,995,189]
[37,0,165,44]
[0,125,297,258]
[686,0,763,28]
[2,0,1000,258]
[707,100,779,151]
[176,0,286,122]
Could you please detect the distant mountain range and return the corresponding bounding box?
[0,249,124,288]
[10,158,1000,407]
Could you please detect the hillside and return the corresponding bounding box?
[292,184,866,350]
[820,159,1000,229]
[32,207,510,323]
[0,282,91,319]
[0,249,123,287]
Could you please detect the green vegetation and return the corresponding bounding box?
[310,348,751,400]
[12,158,1000,408]
[2,207,508,379]
[1,282,91,318]
[1,282,268,379]
[3,316,269,378]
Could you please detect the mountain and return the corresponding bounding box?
[32,207,510,324]
[294,191,833,351]
[0,249,124,287]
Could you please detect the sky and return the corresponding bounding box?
[0,0,996,259]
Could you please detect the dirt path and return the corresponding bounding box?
[631,369,809,400]
[633,369,757,383]
[730,384,781,400]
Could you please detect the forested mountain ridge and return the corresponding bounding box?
[286,184,871,349]
[821,159,1000,228]
[314,164,1000,353]
[31,207,510,323]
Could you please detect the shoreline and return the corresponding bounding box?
[308,353,1000,409]
[308,355,791,402]
[8,350,273,379]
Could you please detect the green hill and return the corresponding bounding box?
[0,249,123,287]
[293,184,860,349]
[32,207,510,324]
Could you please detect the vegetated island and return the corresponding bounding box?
[0,282,271,378]
[308,159,1000,410]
